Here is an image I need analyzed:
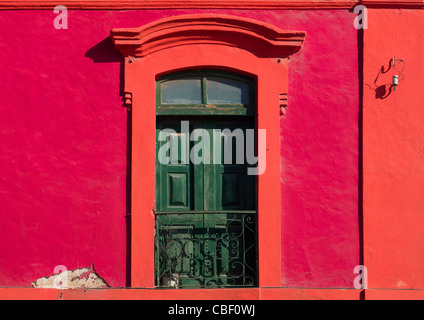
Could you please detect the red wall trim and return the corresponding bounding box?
[4,287,424,300]
[0,287,363,300]
[1,0,423,10]
[5,287,424,300]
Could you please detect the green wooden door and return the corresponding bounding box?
[155,117,257,287]
[154,69,257,288]
[156,117,255,212]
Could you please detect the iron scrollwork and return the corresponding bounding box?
[155,213,257,288]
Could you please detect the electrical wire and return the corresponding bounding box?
[393,58,406,82]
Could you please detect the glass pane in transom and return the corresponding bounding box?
[161,77,202,104]
[207,77,249,105]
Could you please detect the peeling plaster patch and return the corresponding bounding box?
[396,280,408,288]
[31,266,109,289]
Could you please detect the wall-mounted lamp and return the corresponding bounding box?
[392,74,399,90]
[392,56,405,91]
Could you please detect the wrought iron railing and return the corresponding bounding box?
[155,212,257,288]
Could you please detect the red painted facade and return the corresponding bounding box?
[363,8,424,290]
[0,1,423,300]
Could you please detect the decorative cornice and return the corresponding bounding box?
[110,14,306,59]
[1,0,423,10]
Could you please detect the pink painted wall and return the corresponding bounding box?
[279,12,359,287]
[0,9,359,287]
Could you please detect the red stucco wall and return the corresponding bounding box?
[279,11,359,287]
[363,9,424,290]
[0,9,359,288]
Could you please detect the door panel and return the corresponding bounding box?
[168,173,188,206]
[204,120,255,211]
[156,120,197,211]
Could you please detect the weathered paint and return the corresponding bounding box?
[31,266,109,289]
[363,9,424,290]
[0,9,359,289]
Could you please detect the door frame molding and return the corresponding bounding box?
[111,14,305,288]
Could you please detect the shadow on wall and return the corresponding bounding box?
[85,36,132,287]
[85,37,121,63]
[365,57,405,99]
[85,36,126,98]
